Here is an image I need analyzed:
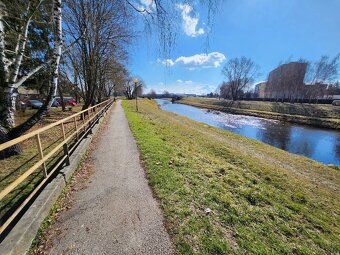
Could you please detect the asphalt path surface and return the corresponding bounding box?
[50,101,174,255]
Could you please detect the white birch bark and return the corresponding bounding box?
[1,2,31,129]
[0,4,9,83]
[1,5,17,128]
[48,0,63,107]
[13,59,53,88]
[0,0,64,155]
[2,20,33,129]
[10,18,32,84]
[10,1,33,85]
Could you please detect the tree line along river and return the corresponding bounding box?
[156,99,340,166]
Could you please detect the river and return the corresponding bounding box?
[155,99,340,165]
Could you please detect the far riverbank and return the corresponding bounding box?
[156,99,340,165]
[176,98,340,130]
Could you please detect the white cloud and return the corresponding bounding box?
[139,0,156,12]
[176,79,192,84]
[141,0,153,5]
[176,52,226,69]
[177,3,204,37]
[157,58,175,67]
[157,52,226,70]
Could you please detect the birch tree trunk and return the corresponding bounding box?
[0,0,63,157]
[9,0,63,139]
[49,0,62,107]
[0,5,9,84]
[1,2,33,130]
[0,5,22,156]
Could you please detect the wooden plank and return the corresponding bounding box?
[0,100,114,234]
[0,154,68,235]
[36,134,47,177]
[74,116,78,138]
[0,99,112,151]
[0,158,45,201]
[0,131,74,200]
[0,100,113,200]
[61,123,66,140]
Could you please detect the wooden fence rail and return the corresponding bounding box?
[0,99,114,235]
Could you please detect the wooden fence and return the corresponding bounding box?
[0,99,114,235]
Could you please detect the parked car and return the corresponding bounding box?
[65,98,77,106]
[55,97,77,106]
[332,100,340,106]
[27,99,43,109]
[51,98,60,107]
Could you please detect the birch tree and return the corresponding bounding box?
[12,0,63,136]
[0,0,63,156]
[1,1,49,126]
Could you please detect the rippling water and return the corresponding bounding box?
[155,99,340,165]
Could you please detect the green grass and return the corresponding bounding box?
[122,99,340,255]
[177,98,340,129]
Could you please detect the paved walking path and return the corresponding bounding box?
[50,101,174,255]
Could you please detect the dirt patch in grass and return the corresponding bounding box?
[122,99,340,255]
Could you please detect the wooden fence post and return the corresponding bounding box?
[82,112,85,133]
[88,108,93,135]
[36,134,47,177]
[74,116,78,141]
[61,123,70,166]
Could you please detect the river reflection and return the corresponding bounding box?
[155,99,340,165]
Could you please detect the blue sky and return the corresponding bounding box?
[129,0,340,95]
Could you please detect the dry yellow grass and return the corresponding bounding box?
[0,106,83,225]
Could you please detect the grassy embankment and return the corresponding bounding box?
[177,97,340,129]
[0,106,83,226]
[123,99,340,255]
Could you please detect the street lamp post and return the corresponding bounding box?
[134,79,139,112]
